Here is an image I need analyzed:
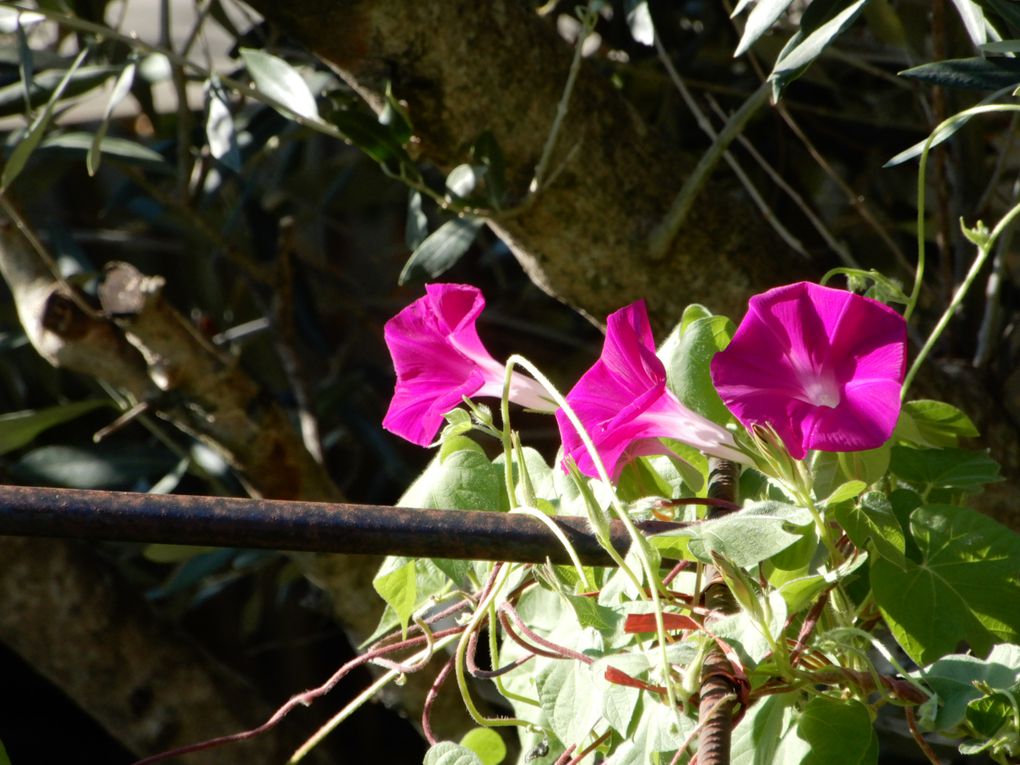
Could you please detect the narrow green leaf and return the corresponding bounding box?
[88,60,136,176]
[327,102,410,163]
[0,399,110,455]
[900,57,1020,91]
[40,132,169,169]
[769,0,868,101]
[885,86,1014,166]
[950,0,989,46]
[3,46,89,190]
[0,737,10,765]
[205,78,240,172]
[399,217,484,285]
[16,14,33,114]
[625,0,654,45]
[873,505,1020,663]
[446,164,485,198]
[239,48,319,121]
[986,0,1020,32]
[11,444,176,489]
[405,190,428,250]
[735,0,796,57]
[0,64,119,118]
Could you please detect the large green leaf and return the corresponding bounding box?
[731,693,798,765]
[872,505,1020,663]
[0,399,110,455]
[397,437,506,512]
[890,446,1002,492]
[424,742,484,765]
[916,644,1020,731]
[536,660,603,748]
[399,217,484,285]
[593,653,647,735]
[793,696,878,765]
[898,399,979,447]
[651,501,812,567]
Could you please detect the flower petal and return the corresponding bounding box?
[558,300,742,479]
[711,281,907,459]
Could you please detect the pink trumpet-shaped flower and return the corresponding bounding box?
[556,300,746,480]
[383,283,551,446]
[710,281,907,460]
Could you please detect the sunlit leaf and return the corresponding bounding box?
[458,728,506,765]
[372,559,417,636]
[3,46,90,190]
[735,0,796,57]
[240,48,320,121]
[873,505,1020,663]
[88,59,136,176]
[424,741,484,765]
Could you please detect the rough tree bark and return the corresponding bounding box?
[0,536,329,765]
[243,0,801,327]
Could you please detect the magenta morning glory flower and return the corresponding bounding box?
[383,283,552,446]
[555,300,746,481]
[710,281,907,460]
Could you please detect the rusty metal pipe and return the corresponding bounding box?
[0,484,681,566]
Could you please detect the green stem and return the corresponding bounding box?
[504,354,684,720]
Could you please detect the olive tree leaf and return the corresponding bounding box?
[769,0,868,101]
[239,48,320,121]
[0,399,110,455]
[399,217,484,285]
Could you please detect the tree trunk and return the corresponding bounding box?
[243,0,803,327]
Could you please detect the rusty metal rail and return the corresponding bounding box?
[0,484,682,566]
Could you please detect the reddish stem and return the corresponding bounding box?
[499,602,593,665]
[422,655,457,745]
[130,625,465,764]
